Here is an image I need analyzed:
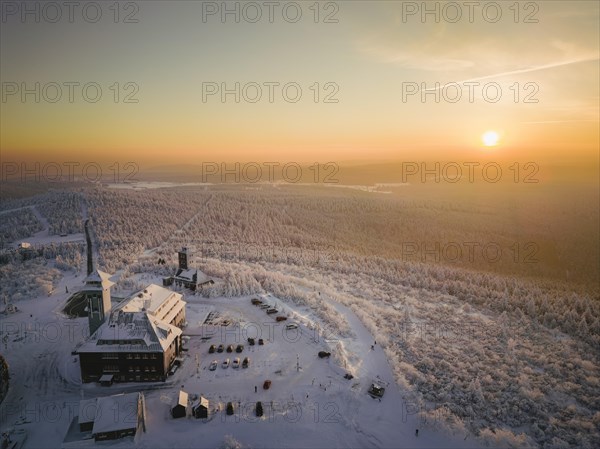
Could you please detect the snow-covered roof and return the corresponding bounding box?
[91,392,141,435]
[84,269,115,289]
[175,390,188,407]
[78,398,97,425]
[196,271,213,285]
[175,268,196,281]
[77,310,181,353]
[174,268,213,285]
[192,396,209,409]
[116,284,185,323]
[78,282,185,354]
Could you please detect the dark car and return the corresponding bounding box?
[368,383,385,398]
[226,344,234,353]
[208,344,216,354]
[236,344,244,353]
[344,373,354,380]
[263,380,271,390]
[248,338,255,346]
[242,357,249,368]
[258,338,264,345]
[276,316,287,322]
[318,351,331,358]
[217,344,224,353]
[226,402,234,415]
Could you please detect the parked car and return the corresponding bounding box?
[251,298,262,305]
[266,308,278,314]
[236,344,244,353]
[208,344,216,354]
[259,304,270,309]
[285,323,298,330]
[226,402,234,415]
[248,338,255,346]
[276,316,287,322]
[242,357,249,368]
[222,358,230,368]
[368,383,385,398]
[256,401,263,417]
[258,338,264,345]
[263,380,272,390]
[232,357,240,369]
[168,365,178,375]
[318,351,331,358]
[209,360,218,371]
[217,344,224,353]
[344,373,354,380]
[226,344,234,353]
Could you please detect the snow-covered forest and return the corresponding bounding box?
[0,190,84,238]
[86,186,599,286]
[1,184,598,448]
[85,185,599,449]
[0,208,43,246]
[0,190,85,299]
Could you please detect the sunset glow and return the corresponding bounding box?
[482,131,500,147]
[0,1,598,166]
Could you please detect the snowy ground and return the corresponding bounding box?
[0,269,492,449]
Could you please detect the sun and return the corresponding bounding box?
[482,130,500,147]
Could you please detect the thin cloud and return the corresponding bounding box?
[423,56,599,91]
[520,120,599,124]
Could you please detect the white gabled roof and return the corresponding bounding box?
[175,268,196,281]
[78,310,181,353]
[196,271,213,285]
[175,268,213,285]
[78,282,185,354]
[91,392,141,435]
[84,269,115,289]
[193,396,209,409]
[78,398,97,425]
[175,390,188,407]
[116,284,184,322]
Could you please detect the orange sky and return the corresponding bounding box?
[1,1,598,168]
